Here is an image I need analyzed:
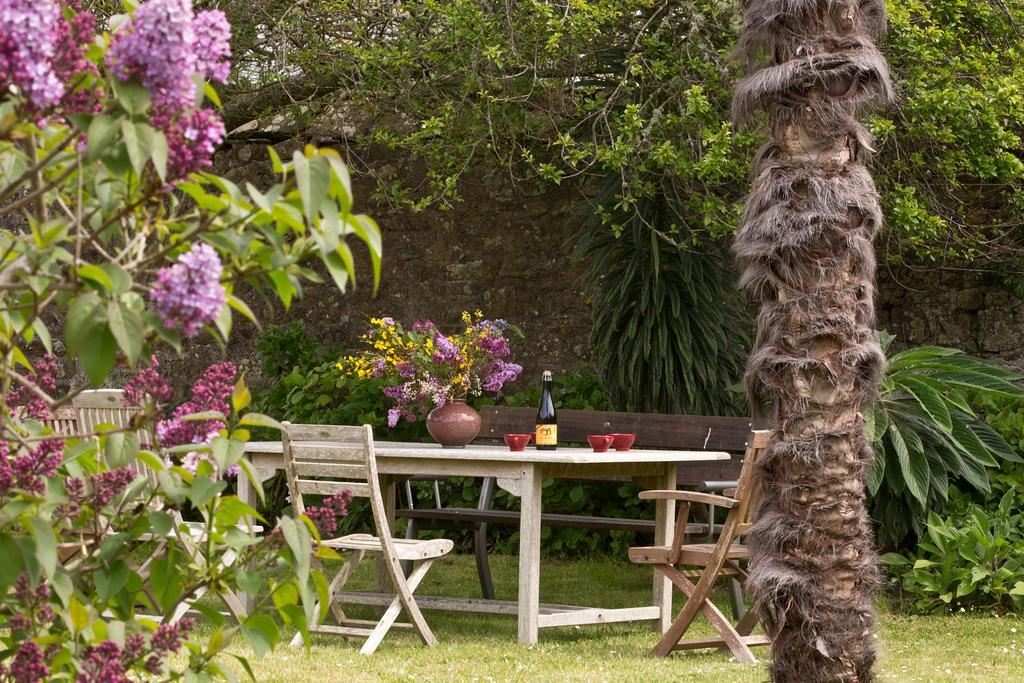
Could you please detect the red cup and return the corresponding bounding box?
[588,435,614,452]
[609,433,636,451]
[504,433,532,452]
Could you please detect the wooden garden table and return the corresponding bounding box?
[240,440,729,644]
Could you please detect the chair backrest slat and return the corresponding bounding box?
[284,424,366,443]
[290,461,369,479]
[289,443,368,462]
[295,479,371,498]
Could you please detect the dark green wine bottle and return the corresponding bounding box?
[535,370,557,450]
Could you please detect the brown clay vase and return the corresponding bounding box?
[426,398,481,448]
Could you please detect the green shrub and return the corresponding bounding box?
[866,334,1024,547]
[882,488,1024,614]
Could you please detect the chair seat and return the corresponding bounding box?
[325,533,454,560]
[628,542,748,566]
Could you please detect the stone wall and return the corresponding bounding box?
[876,267,1024,371]
[159,136,595,394]
[157,131,1024,395]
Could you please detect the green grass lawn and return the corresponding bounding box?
[203,553,1024,682]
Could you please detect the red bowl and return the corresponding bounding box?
[504,433,533,452]
[609,433,637,451]
[587,435,614,452]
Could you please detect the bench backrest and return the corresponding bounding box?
[478,406,770,486]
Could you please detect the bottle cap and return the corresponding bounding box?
[542,370,552,379]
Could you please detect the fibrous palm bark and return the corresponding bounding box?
[731,1,893,681]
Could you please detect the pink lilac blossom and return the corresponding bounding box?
[106,0,195,111]
[88,467,136,508]
[150,618,194,655]
[160,107,225,179]
[123,356,173,407]
[481,360,522,393]
[0,0,64,109]
[149,243,225,338]
[304,492,352,538]
[77,641,127,683]
[1,438,65,496]
[7,639,48,683]
[156,362,238,477]
[50,3,100,114]
[5,353,60,419]
[106,0,231,180]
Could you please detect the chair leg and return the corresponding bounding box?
[360,558,435,655]
[657,564,757,664]
[291,550,364,647]
[475,476,496,600]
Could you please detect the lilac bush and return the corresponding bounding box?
[0,1,382,679]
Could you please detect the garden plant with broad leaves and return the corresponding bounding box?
[0,0,381,680]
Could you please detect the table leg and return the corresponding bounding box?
[517,463,542,645]
[653,463,676,632]
[235,457,255,615]
[376,474,397,594]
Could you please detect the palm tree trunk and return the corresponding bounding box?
[732,1,893,681]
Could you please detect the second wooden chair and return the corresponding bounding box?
[281,422,452,655]
[628,429,772,662]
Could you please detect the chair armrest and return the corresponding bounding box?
[637,490,737,508]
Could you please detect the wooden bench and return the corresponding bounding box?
[397,406,766,600]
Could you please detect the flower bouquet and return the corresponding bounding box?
[341,312,522,445]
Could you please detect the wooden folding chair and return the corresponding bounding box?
[281,422,453,655]
[72,389,249,623]
[628,429,772,662]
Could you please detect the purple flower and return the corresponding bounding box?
[123,356,173,407]
[9,639,48,683]
[304,492,352,538]
[387,407,401,428]
[149,243,225,338]
[77,640,127,683]
[431,334,460,364]
[107,0,229,112]
[88,467,136,508]
[481,360,522,393]
[150,618,194,655]
[0,0,64,109]
[191,9,231,84]
[162,107,225,179]
[106,0,231,181]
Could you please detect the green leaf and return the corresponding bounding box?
[239,413,283,430]
[77,264,113,292]
[0,534,24,591]
[232,376,251,413]
[79,327,117,387]
[64,293,100,354]
[107,300,143,367]
[87,115,119,162]
[293,151,330,222]
[121,119,145,175]
[241,614,280,658]
[899,376,952,433]
[70,595,90,631]
[95,560,130,601]
[28,515,57,577]
[890,424,928,506]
